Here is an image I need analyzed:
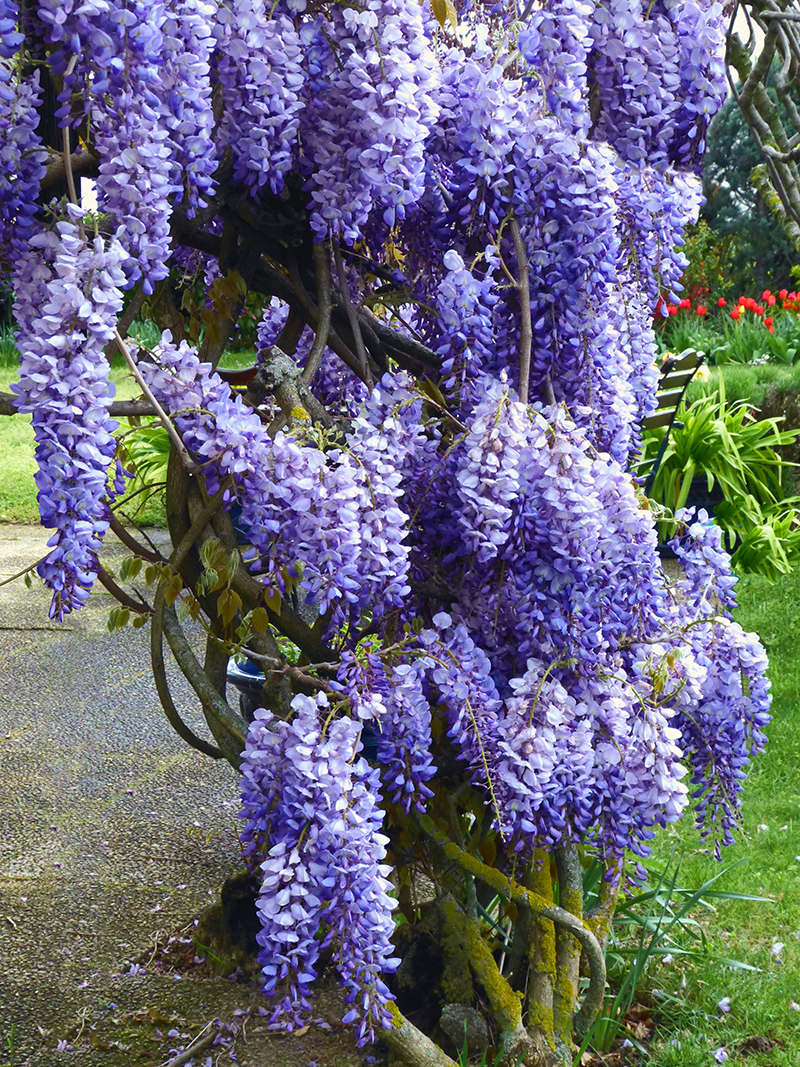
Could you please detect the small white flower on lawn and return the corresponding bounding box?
[662,954,675,965]
[757,823,769,833]
[790,1000,800,1012]
[772,942,785,960]
[717,997,731,1013]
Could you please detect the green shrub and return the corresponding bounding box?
[638,384,800,579]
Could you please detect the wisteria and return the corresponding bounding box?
[299,0,439,242]
[0,0,772,1059]
[10,210,127,619]
[214,0,304,197]
[0,0,45,259]
[239,695,399,1041]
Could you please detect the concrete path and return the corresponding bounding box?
[0,525,362,1067]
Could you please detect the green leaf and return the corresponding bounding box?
[430,0,457,27]
[163,574,183,606]
[218,588,242,627]
[119,556,143,583]
[107,607,131,633]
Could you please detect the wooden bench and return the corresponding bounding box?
[637,348,704,494]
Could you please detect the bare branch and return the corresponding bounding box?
[42,149,98,191]
[510,218,532,405]
[0,391,157,418]
[382,1004,459,1067]
[96,565,152,615]
[151,583,225,760]
[108,517,165,564]
[333,242,373,389]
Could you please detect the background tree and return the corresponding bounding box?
[702,93,797,296]
[0,1,772,1065]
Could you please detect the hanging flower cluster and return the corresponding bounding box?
[239,694,399,1043]
[11,210,127,619]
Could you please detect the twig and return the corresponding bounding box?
[160,1024,215,1067]
[112,329,199,473]
[108,515,165,563]
[242,651,337,694]
[62,57,80,208]
[300,242,333,386]
[96,564,152,615]
[0,553,50,590]
[510,218,532,405]
[332,242,373,389]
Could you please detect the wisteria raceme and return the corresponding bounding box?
[37,0,177,291]
[496,658,689,857]
[0,62,46,259]
[454,378,526,564]
[214,0,304,196]
[428,28,523,237]
[241,695,398,1039]
[434,248,499,411]
[239,705,286,864]
[140,337,364,618]
[141,340,412,625]
[11,210,127,619]
[91,0,175,292]
[586,0,726,172]
[160,0,217,214]
[374,661,436,812]
[666,512,771,851]
[300,0,439,242]
[517,0,593,135]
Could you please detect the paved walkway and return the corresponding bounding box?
[0,525,361,1067]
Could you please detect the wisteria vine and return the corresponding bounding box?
[0,0,769,1057]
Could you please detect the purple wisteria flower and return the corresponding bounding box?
[11,210,127,619]
[240,694,398,1041]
